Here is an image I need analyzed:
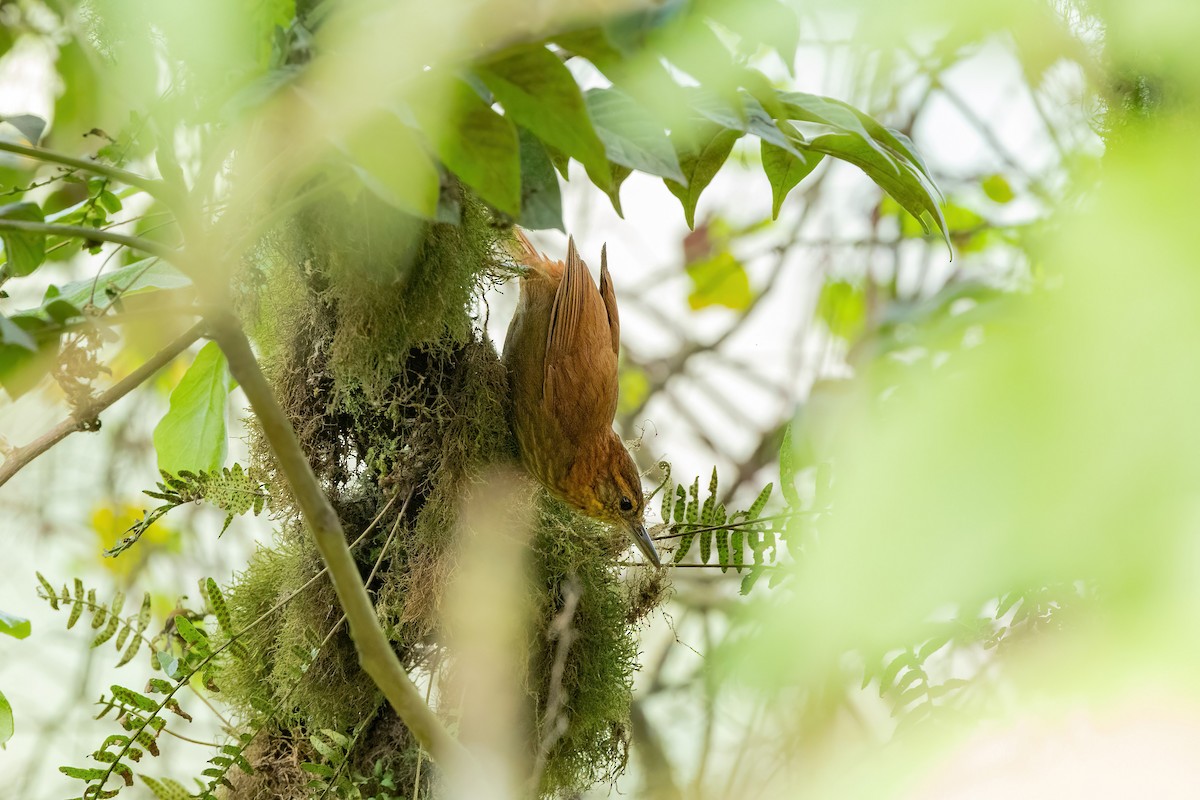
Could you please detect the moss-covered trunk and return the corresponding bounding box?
[213,192,665,798]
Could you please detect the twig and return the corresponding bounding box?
[0,321,206,490]
[529,576,582,793]
[0,218,178,262]
[206,315,469,771]
[0,139,175,205]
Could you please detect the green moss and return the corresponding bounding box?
[217,191,668,799]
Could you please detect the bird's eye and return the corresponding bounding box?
[619,496,633,512]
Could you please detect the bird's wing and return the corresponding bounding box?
[598,243,620,356]
[543,237,619,435]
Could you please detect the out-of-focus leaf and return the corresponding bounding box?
[344,112,439,218]
[0,115,47,145]
[701,0,799,72]
[51,40,104,148]
[0,316,36,352]
[665,122,743,229]
[0,315,58,399]
[618,364,650,415]
[585,88,685,183]
[687,250,752,311]
[0,689,11,749]
[0,202,46,277]
[982,173,1015,203]
[816,280,867,342]
[762,139,823,218]
[420,80,521,217]
[153,342,233,475]
[517,127,563,232]
[0,611,30,640]
[477,44,611,190]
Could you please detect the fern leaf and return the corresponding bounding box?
[731,530,744,572]
[110,685,158,714]
[659,480,674,522]
[37,572,58,609]
[115,594,152,668]
[68,578,85,629]
[173,616,207,647]
[140,775,192,800]
[714,504,729,572]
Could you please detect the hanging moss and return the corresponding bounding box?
[216,189,668,799]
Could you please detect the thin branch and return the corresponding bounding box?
[0,139,174,204]
[0,321,206,490]
[207,315,469,771]
[0,219,178,262]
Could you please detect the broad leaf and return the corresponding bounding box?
[0,610,30,639]
[1,114,47,145]
[805,132,948,246]
[420,80,521,216]
[0,315,58,399]
[477,44,611,189]
[153,341,233,475]
[701,0,799,73]
[665,122,743,229]
[687,250,752,311]
[0,202,46,277]
[0,689,10,749]
[344,112,439,218]
[585,87,685,183]
[761,139,823,219]
[517,127,564,231]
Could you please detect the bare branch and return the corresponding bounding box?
[0,139,175,205]
[0,219,178,262]
[0,321,206,490]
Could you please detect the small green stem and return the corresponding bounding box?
[0,140,175,205]
[0,219,178,262]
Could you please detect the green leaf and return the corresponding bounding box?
[141,775,193,800]
[421,81,521,216]
[0,202,46,277]
[153,341,233,475]
[344,112,439,218]
[816,280,867,342]
[982,173,1015,203]
[761,139,823,219]
[584,88,685,183]
[0,315,36,352]
[686,250,752,311]
[1,114,47,145]
[805,132,948,247]
[779,423,801,508]
[517,127,564,232]
[665,122,743,228]
[702,0,799,72]
[0,689,11,749]
[477,44,611,189]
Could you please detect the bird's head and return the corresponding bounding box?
[575,435,662,567]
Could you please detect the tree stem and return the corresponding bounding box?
[0,321,206,490]
[0,219,178,262]
[206,315,469,771]
[0,140,173,204]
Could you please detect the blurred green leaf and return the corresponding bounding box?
[0,316,37,352]
[153,341,233,475]
[0,202,46,277]
[618,364,649,415]
[982,173,1015,203]
[0,316,58,399]
[700,0,799,72]
[345,112,439,218]
[665,122,743,229]
[762,138,823,219]
[816,280,867,341]
[50,40,103,149]
[0,611,30,640]
[477,44,611,190]
[0,689,11,749]
[517,127,564,231]
[1,115,47,145]
[422,81,521,217]
[687,250,752,311]
[585,87,685,183]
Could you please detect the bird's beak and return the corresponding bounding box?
[629,521,662,568]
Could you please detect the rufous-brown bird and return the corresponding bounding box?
[503,230,662,567]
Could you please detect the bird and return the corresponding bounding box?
[502,230,662,568]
